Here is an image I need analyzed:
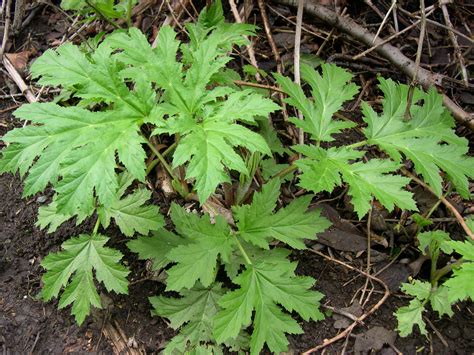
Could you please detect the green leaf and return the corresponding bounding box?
[127,229,184,271]
[41,234,129,324]
[401,280,431,301]
[260,159,290,181]
[444,263,474,303]
[417,231,451,256]
[395,299,426,337]
[446,240,474,261]
[275,63,358,142]
[443,240,474,303]
[105,26,272,204]
[211,89,280,125]
[466,217,474,233]
[257,117,286,156]
[36,199,87,233]
[61,0,137,18]
[430,286,454,317]
[165,204,234,290]
[197,0,224,28]
[294,146,417,218]
[363,79,474,198]
[213,252,324,354]
[411,213,432,229]
[0,38,152,216]
[98,188,164,237]
[165,119,271,203]
[60,0,84,10]
[150,283,225,353]
[233,179,330,249]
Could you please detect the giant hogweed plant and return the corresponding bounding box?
[1,1,473,352]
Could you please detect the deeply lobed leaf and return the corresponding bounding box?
[213,251,324,354]
[41,234,129,324]
[274,63,358,142]
[293,146,417,218]
[443,240,474,303]
[363,79,474,197]
[233,179,330,249]
[150,283,225,354]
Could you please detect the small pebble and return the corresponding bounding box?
[36,195,48,203]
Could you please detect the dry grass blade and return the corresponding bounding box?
[228,0,261,81]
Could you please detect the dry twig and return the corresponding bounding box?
[401,168,474,240]
[440,1,468,86]
[233,79,284,94]
[151,0,188,47]
[404,0,427,119]
[257,0,282,72]
[228,0,261,81]
[303,249,391,353]
[363,0,395,34]
[352,9,434,61]
[359,202,373,305]
[0,0,12,58]
[423,315,449,347]
[373,0,397,43]
[2,56,36,103]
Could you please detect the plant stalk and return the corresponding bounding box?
[126,0,133,27]
[432,258,463,285]
[93,218,100,234]
[270,163,298,180]
[84,0,120,29]
[234,234,253,265]
[346,140,368,149]
[146,141,177,175]
[144,138,178,181]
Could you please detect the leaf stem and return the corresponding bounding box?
[85,0,120,29]
[270,163,298,180]
[430,250,439,287]
[432,258,463,285]
[93,218,100,234]
[346,140,367,149]
[234,234,252,265]
[126,0,133,27]
[144,138,178,181]
[146,141,177,175]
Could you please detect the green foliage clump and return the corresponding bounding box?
[395,228,474,336]
[1,0,473,350]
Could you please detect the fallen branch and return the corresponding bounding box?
[274,0,474,131]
